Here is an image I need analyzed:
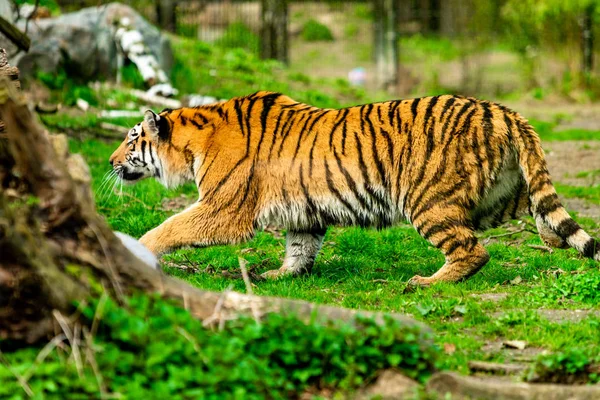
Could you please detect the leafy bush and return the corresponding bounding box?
[552,271,600,304]
[302,19,334,42]
[0,295,437,399]
[529,348,600,384]
[36,70,99,107]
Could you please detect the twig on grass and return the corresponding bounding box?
[483,228,526,244]
[239,257,261,325]
[527,244,553,253]
[53,310,84,378]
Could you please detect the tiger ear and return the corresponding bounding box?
[144,110,171,141]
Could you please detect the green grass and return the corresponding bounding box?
[530,119,600,141]
[65,137,600,381]
[555,183,600,205]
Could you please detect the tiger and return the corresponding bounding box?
[109,91,599,286]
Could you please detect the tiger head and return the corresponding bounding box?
[109,108,219,188]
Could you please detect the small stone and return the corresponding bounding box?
[503,340,527,350]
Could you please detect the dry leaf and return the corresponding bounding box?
[444,343,457,355]
[510,276,523,285]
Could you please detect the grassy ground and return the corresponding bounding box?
[68,117,600,378]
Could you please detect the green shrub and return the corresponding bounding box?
[36,70,99,107]
[0,295,437,398]
[302,19,334,42]
[529,348,600,384]
[215,22,260,54]
[552,271,600,304]
[120,62,146,89]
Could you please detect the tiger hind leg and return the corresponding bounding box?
[409,207,490,286]
[262,227,327,279]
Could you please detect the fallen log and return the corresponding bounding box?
[427,372,600,400]
[0,77,429,343]
[468,360,528,376]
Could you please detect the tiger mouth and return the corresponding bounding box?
[119,169,145,182]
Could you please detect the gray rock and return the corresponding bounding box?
[11,2,172,82]
[114,231,159,270]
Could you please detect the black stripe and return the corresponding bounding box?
[333,148,370,210]
[439,96,457,122]
[555,219,581,239]
[509,179,525,220]
[308,133,319,177]
[421,218,466,240]
[324,159,361,222]
[267,110,286,160]
[256,94,281,160]
[481,101,495,175]
[411,180,464,222]
[354,130,371,186]
[276,109,296,140]
[582,238,597,258]
[409,137,454,213]
[299,164,317,213]
[148,142,155,166]
[140,141,146,162]
[380,128,394,165]
[440,106,457,143]
[329,109,349,150]
[278,112,304,157]
[234,100,245,136]
[341,120,348,155]
[445,237,478,256]
[197,150,220,187]
[388,100,400,128]
[244,96,260,152]
[423,96,440,128]
[364,104,387,185]
[536,193,561,217]
[236,163,256,211]
[195,112,209,124]
[190,118,203,130]
[292,112,316,160]
[411,98,421,119]
[377,105,383,124]
[260,93,280,137]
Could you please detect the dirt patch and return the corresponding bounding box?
[559,197,600,219]
[544,141,600,186]
[481,340,545,361]
[536,309,600,324]
[471,292,509,303]
[161,194,195,212]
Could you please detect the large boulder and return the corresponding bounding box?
[11,2,172,82]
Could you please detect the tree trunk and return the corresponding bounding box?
[581,4,595,87]
[156,0,177,33]
[260,0,289,64]
[0,78,428,343]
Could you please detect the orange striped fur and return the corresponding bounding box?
[109,92,599,285]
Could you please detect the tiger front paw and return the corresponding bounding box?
[407,275,434,287]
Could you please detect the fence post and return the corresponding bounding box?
[261,0,289,64]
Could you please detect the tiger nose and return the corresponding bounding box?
[109,159,114,167]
